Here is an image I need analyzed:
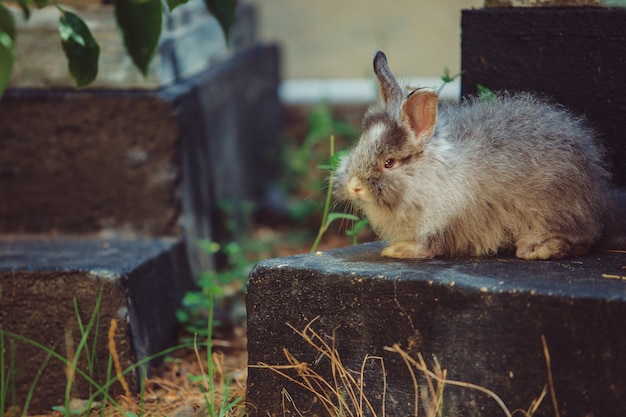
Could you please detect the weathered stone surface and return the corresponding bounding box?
[486,0,625,5]
[247,242,626,416]
[0,44,282,253]
[0,90,181,235]
[485,0,602,6]
[0,236,195,414]
[169,44,283,273]
[461,7,626,186]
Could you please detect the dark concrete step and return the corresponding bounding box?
[461,7,626,187]
[247,242,626,417]
[0,42,282,277]
[0,235,195,414]
[0,43,282,244]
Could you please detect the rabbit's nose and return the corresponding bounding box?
[347,177,366,199]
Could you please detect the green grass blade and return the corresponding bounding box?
[21,338,62,416]
[61,286,104,415]
[218,376,242,417]
[0,4,16,98]
[207,287,216,417]
[311,135,336,252]
[8,339,16,414]
[1,326,5,416]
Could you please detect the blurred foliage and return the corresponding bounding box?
[0,0,237,96]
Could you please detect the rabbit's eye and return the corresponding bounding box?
[384,158,395,169]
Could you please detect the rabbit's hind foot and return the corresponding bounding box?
[515,235,590,260]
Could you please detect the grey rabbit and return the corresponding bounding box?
[334,50,615,260]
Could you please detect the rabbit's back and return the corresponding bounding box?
[440,93,604,170]
[428,93,612,255]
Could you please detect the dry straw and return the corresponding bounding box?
[253,317,560,417]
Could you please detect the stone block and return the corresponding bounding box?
[170,44,283,272]
[485,0,605,6]
[247,242,626,416]
[0,236,195,414]
[0,44,283,258]
[0,90,181,235]
[461,7,626,186]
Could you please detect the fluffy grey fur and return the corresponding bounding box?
[334,51,613,260]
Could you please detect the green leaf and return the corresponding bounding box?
[0,4,16,97]
[34,0,52,9]
[114,0,162,76]
[440,67,464,84]
[345,218,369,237]
[326,212,361,223]
[204,0,237,42]
[0,4,16,41]
[441,67,452,83]
[16,0,31,20]
[175,309,190,323]
[323,212,361,232]
[197,240,221,254]
[51,406,82,415]
[167,0,189,12]
[58,9,100,88]
[477,84,497,102]
[317,150,349,172]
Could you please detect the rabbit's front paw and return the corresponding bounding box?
[381,241,436,259]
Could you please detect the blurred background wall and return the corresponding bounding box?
[247,0,483,101]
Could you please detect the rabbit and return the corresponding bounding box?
[334,50,615,260]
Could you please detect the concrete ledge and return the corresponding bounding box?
[0,236,195,413]
[170,43,283,273]
[246,242,626,416]
[0,89,181,235]
[461,7,626,186]
[0,44,282,251]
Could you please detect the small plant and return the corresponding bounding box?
[438,67,464,94]
[271,102,370,251]
[278,102,359,224]
[311,135,369,253]
[176,197,259,338]
[1,282,245,417]
[477,84,498,101]
[1,286,133,416]
[176,239,251,337]
[191,310,243,417]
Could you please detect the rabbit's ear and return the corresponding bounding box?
[401,88,439,145]
[373,51,403,107]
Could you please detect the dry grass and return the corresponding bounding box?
[99,331,249,417]
[253,318,560,417]
[20,317,560,417]
[15,327,248,417]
